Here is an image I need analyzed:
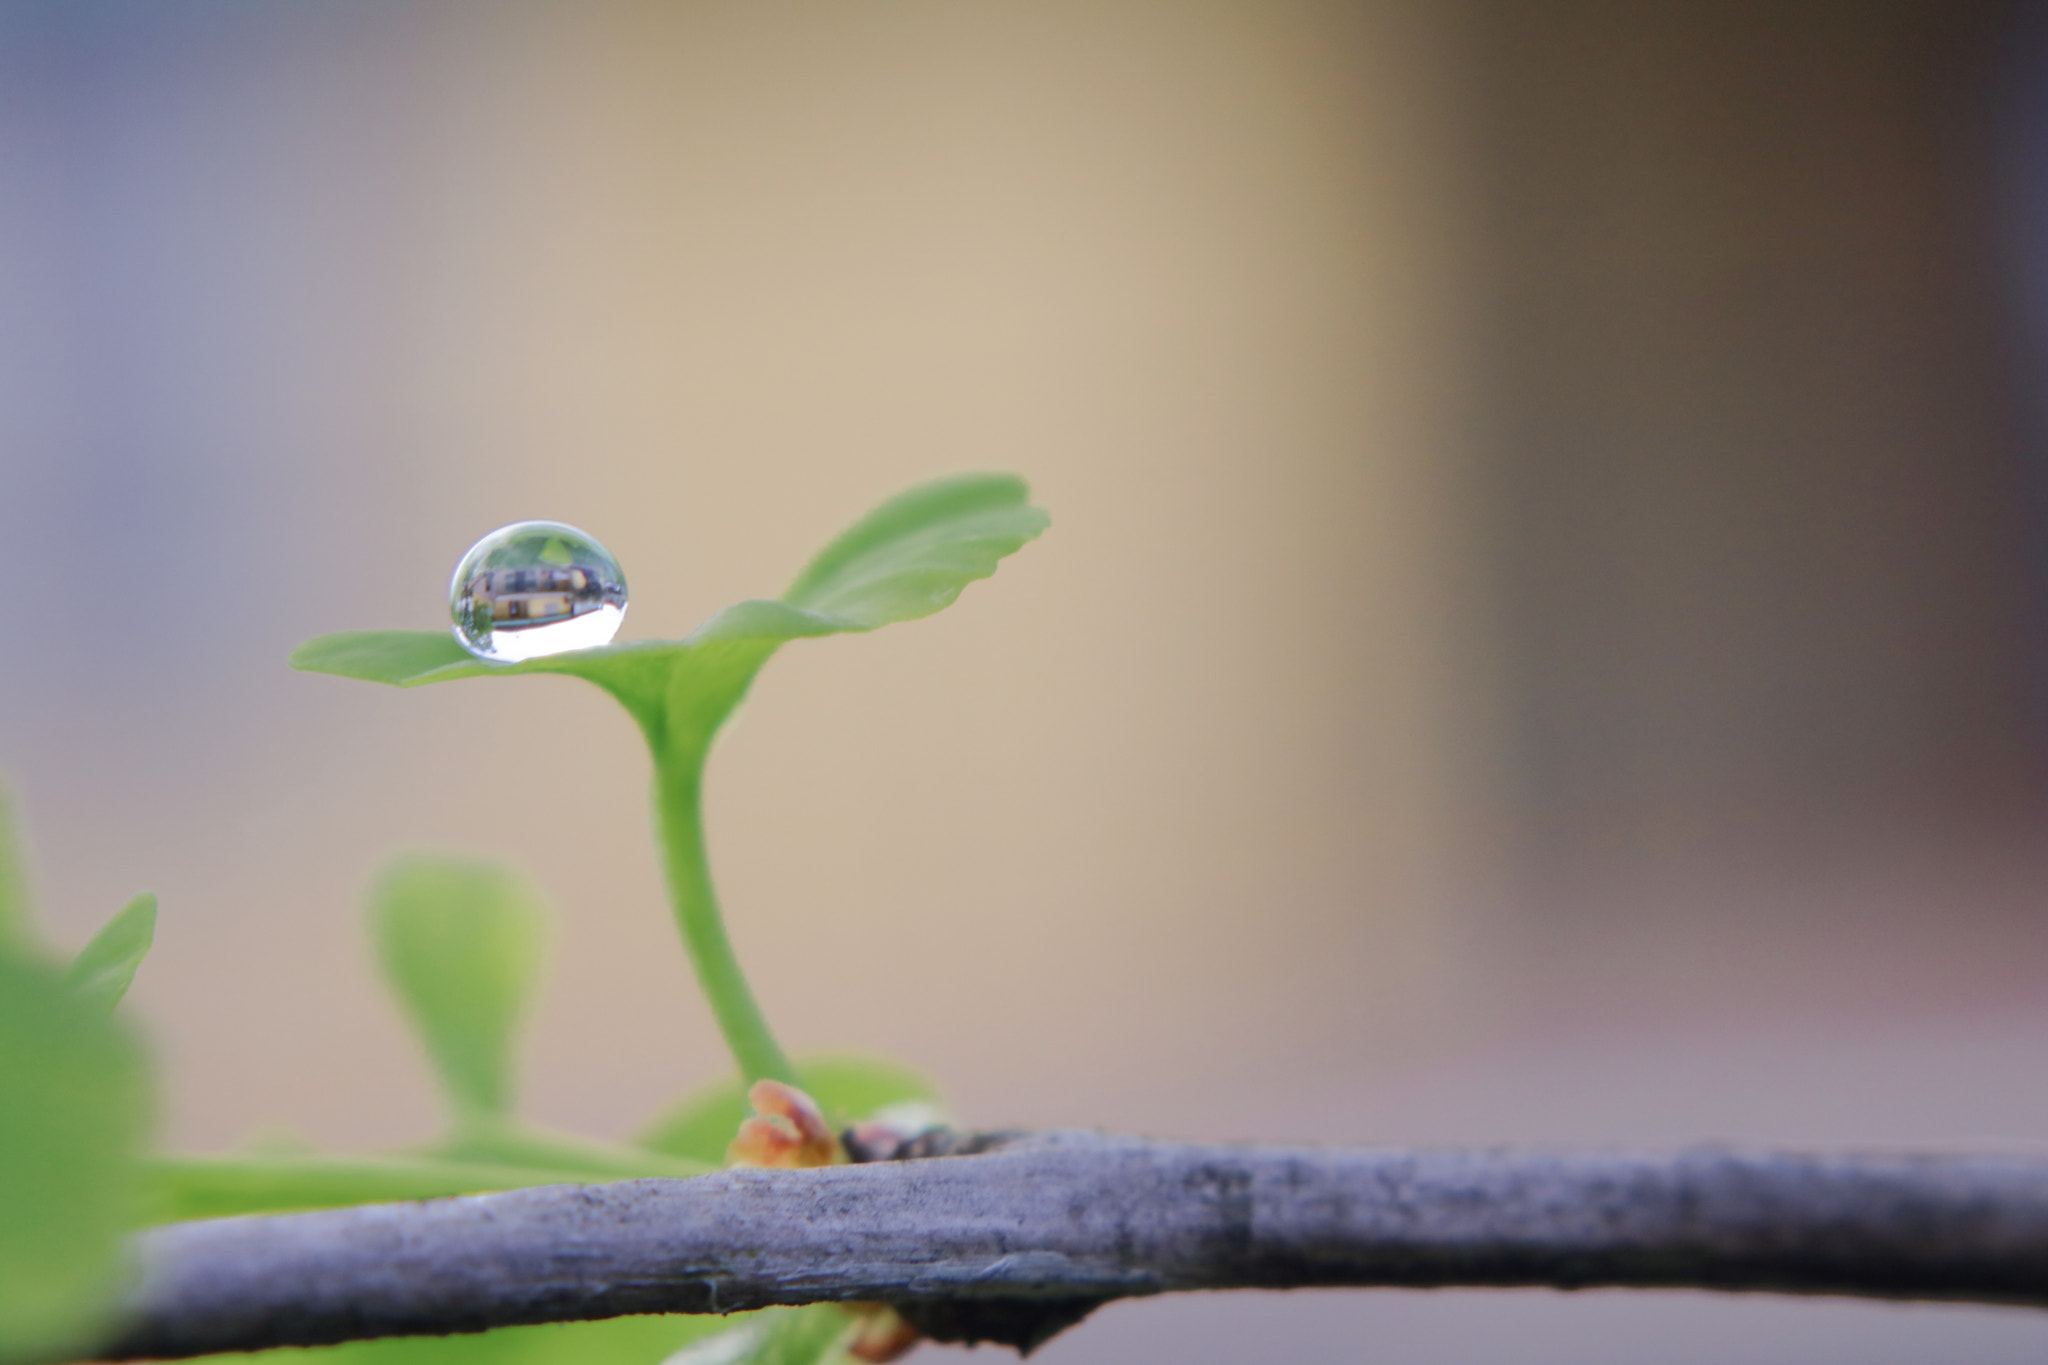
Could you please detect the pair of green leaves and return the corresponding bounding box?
[0,789,158,1365]
[293,473,1050,1091]
[290,473,1049,705]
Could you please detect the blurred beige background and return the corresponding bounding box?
[6,2,2048,1360]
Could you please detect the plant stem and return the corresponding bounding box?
[650,751,795,1086]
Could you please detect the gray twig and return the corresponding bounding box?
[94,1132,2048,1360]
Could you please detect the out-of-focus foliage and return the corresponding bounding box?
[663,1309,856,1365]
[0,792,155,1365]
[373,858,549,1125]
[0,955,153,1364]
[207,1313,749,1365]
[0,787,35,956]
[142,1151,688,1226]
[66,893,159,1017]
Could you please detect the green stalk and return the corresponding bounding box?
[649,740,795,1086]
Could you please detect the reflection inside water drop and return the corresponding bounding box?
[449,521,628,662]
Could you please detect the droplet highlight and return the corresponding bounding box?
[449,521,627,662]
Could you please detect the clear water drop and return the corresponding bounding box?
[449,521,628,662]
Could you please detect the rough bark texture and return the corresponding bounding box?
[94,1132,2048,1360]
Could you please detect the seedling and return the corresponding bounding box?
[0,473,1048,1365]
[292,473,1048,1088]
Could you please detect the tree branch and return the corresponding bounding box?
[94,1132,2048,1360]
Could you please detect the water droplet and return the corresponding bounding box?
[449,521,627,662]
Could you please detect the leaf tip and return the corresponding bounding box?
[290,630,476,686]
[64,891,158,1016]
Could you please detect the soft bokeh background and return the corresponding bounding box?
[6,1,2048,1360]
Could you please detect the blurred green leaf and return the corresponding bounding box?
[66,892,157,1015]
[743,1306,855,1365]
[141,1149,710,1226]
[639,1053,944,1165]
[373,857,549,1124]
[0,953,152,1364]
[0,784,36,956]
[199,1311,745,1365]
[431,1122,713,1183]
[664,1308,851,1365]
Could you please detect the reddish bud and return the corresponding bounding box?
[725,1079,839,1169]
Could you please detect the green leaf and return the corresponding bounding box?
[372,857,549,1124]
[0,783,36,956]
[288,630,475,685]
[66,892,157,1015]
[140,1147,709,1226]
[143,1153,587,1225]
[665,1308,852,1365]
[0,953,152,1364]
[639,1053,944,1165]
[746,1306,855,1365]
[782,472,1049,627]
[430,1120,714,1183]
[197,1312,745,1365]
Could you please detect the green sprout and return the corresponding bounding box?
[0,474,1046,1365]
[290,474,1049,1088]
